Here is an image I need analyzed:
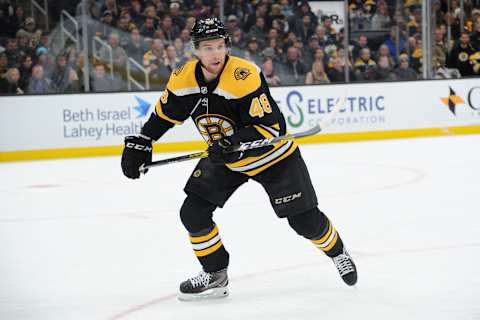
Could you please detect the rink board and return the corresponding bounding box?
[1,78,479,161]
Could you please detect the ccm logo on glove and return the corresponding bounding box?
[126,142,153,152]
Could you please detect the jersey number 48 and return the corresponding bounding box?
[249,93,272,118]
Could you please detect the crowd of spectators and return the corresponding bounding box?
[0,0,479,95]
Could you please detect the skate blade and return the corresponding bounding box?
[177,287,229,302]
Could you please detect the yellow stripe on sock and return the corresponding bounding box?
[311,222,332,245]
[321,232,338,252]
[189,226,219,244]
[194,240,223,257]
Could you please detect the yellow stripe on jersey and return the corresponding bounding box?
[189,225,219,244]
[155,100,184,125]
[253,125,275,139]
[271,123,280,130]
[226,141,286,168]
[241,141,297,176]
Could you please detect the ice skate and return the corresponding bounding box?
[332,248,358,286]
[178,268,229,301]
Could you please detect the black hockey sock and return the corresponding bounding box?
[189,224,229,272]
[310,217,344,258]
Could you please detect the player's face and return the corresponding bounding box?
[196,38,228,75]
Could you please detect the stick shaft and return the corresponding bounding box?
[141,97,345,171]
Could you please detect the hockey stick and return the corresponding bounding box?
[139,97,345,173]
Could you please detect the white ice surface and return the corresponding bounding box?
[1,135,480,320]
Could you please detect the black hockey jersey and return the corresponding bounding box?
[141,55,298,176]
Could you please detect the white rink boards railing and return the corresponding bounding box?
[1,78,479,161]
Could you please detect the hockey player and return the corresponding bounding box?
[121,18,357,301]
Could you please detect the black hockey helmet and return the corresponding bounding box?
[191,17,230,49]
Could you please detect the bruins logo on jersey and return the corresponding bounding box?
[234,67,251,80]
[173,64,186,76]
[195,114,235,145]
[459,52,469,62]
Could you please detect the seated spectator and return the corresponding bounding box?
[243,37,263,67]
[98,10,115,40]
[18,17,42,44]
[164,44,187,72]
[125,28,147,65]
[311,47,328,69]
[448,31,476,76]
[51,55,71,93]
[433,27,448,71]
[410,38,423,73]
[16,30,34,57]
[246,16,267,48]
[305,61,330,84]
[64,69,81,93]
[261,57,282,86]
[371,2,391,29]
[39,31,50,49]
[170,2,186,31]
[395,54,418,80]
[374,56,396,80]
[265,37,284,63]
[296,14,316,44]
[322,16,338,38]
[116,16,134,47]
[278,46,307,85]
[27,64,52,94]
[406,8,422,36]
[354,48,377,81]
[19,54,33,89]
[326,56,354,82]
[173,38,187,61]
[384,26,407,58]
[101,0,119,20]
[179,30,194,59]
[470,15,480,50]
[352,35,369,60]
[296,0,318,30]
[230,28,246,57]
[129,0,143,25]
[143,38,165,70]
[4,38,20,68]
[0,67,24,95]
[140,17,157,38]
[91,64,120,92]
[376,44,395,67]
[350,3,370,31]
[98,33,128,74]
[160,15,180,44]
[34,47,53,78]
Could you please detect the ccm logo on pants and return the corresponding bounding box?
[274,192,302,204]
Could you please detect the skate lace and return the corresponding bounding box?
[189,271,212,288]
[332,254,355,276]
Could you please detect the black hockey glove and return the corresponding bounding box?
[121,135,152,179]
[208,137,243,164]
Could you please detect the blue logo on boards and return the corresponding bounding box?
[133,96,151,118]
